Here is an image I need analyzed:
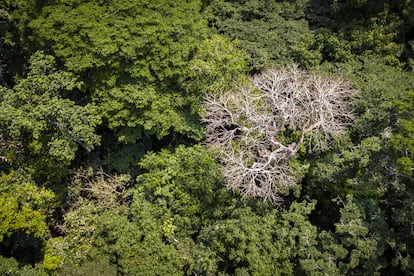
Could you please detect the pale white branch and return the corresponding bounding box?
[202,65,357,203]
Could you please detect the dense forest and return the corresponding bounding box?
[0,0,413,275]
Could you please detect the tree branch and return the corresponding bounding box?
[202,65,357,203]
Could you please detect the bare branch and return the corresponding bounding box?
[72,167,132,209]
[202,65,357,203]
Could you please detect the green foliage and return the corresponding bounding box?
[388,90,414,176]
[30,0,207,84]
[0,171,55,243]
[295,197,382,275]
[290,33,323,68]
[0,0,413,275]
[41,238,64,273]
[348,61,411,137]
[137,145,229,236]
[195,202,318,275]
[204,0,407,68]
[60,201,100,265]
[29,0,209,143]
[333,196,381,272]
[305,60,414,273]
[91,206,189,275]
[197,207,294,275]
[100,139,149,175]
[58,168,132,265]
[0,51,100,181]
[0,255,40,276]
[0,0,41,84]
[307,133,413,272]
[302,0,413,67]
[291,31,353,67]
[205,0,312,71]
[58,257,117,276]
[0,171,56,275]
[0,255,21,276]
[184,34,250,94]
[98,84,203,142]
[195,199,383,275]
[59,146,232,275]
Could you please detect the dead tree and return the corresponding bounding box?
[202,65,357,203]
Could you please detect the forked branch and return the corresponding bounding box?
[202,65,357,203]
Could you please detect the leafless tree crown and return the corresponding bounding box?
[202,65,357,203]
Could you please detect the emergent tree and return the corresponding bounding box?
[202,65,357,203]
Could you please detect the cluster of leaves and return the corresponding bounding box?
[29,0,209,143]
[39,147,386,275]
[205,0,311,71]
[305,59,414,272]
[206,0,414,69]
[0,51,100,182]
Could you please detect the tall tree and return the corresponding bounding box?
[306,59,414,273]
[0,51,100,182]
[0,0,42,86]
[204,0,312,71]
[0,171,56,269]
[203,65,357,202]
[29,0,209,143]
